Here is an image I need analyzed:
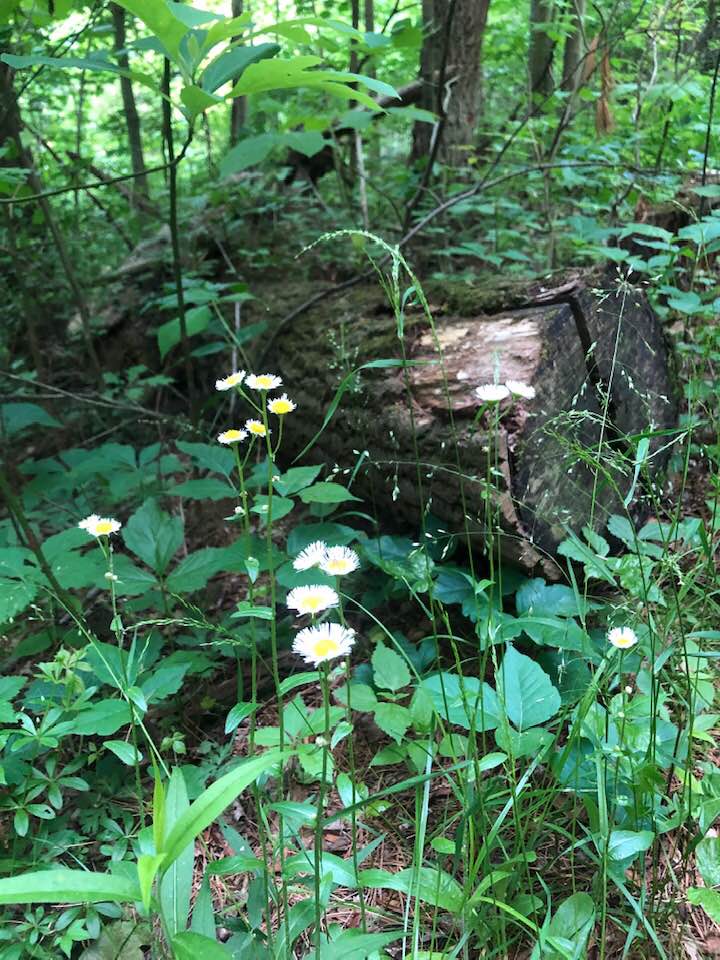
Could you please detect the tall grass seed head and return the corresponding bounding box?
[293,540,329,571]
[246,373,282,391]
[320,545,360,576]
[215,370,246,391]
[292,622,356,666]
[286,584,339,615]
[78,514,121,537]
[218,428,248,445]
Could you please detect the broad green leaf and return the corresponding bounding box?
[176,441,235,477]
[696,836,720,887]
[78,920,148,959]
[180,84,222,118]
[541,892,595,960]
[496,646,561,731]
[72,700,132,737]
[607,830,654,863]
[105,740,142,765]
[320,929,401,959]
[220,133,277,176]
[112,0,188,59]
[137,853,165,911]
[160,769,193,938]
[420,673,501,731]
[123,499,184,575]
[373,703,410,744]
[201,43,279,92]
[0,869,140,905]
[170,478,235,500]
[161,751,284,870]
[298,482,360,504]
[166,547,226,593]
[359,866,462,912]
[171,931,230,959]
[0,578,37,624]
[0,402,61,435]
[688,887,720,924]
[515,578,588,616]
[224,701,258,734]
[371,644,411,692]
[190,875,215,937]
[157,306,211,360]
[273,465,322,497]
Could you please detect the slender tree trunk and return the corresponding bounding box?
[411,0,491,167]
[111,3,149,200]
[229,0,247,146]
[561,0,585,92]
[529,0,556,106]
[0,60,101,381]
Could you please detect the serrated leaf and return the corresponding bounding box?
[371,644,411,692]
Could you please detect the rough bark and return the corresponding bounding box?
[529,0,556,105]
[411,0,491,166]
[111,3,149,201]
[560,0,585,93]
[260,272,676,576]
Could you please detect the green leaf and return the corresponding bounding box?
[160,769,193,938]
[496,646,561,731]
[78,920,148,960]
[201,43,279,92]
[171,932,230,959]
[161,751,284,871]
[298,482,360,504]
[180,84,222,119]
[696,836,720,887]
[359,866,462,912]
[320,929,401,960]
[0,869,140,905]
[166,548,226,593]
[250,494,295,521]
[170,478,235,500]
[190,875,215,937]
[157,306,211,360]
[515,578,587,616]
[373,703,410,744]
[224,701,258,734]
[371,644,411,692]
[607,829,654,863]
[137,853,164,911]
[0,578,37,624]
[112,0,189,59]
[72,700,132,737]
[420,673,501,731]
[176,441,235,477]
[0,402,61,435]
[220,133,277,176]
[123,499,184,575]
[688,887,720,924]
[105,740,142,765]
[273,465,322,497]
[542,892,595,960]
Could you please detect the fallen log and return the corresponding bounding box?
[263,270,677,576]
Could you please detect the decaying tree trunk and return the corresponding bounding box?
[265,272,677,577]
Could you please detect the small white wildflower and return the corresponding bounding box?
[608,626,638,650]
[268,393,296,415]
[246,373,282,391]
[78,515,121,537]
[104,572,119,582]
[215,370,245,391]
[506,379,536,400]
[292,540,329,571]
[475,384,510,403]
[292,622,356,667]
[218,428,248,445]
[245,419,268,437]
[234,506,245,516]
[286,585,339,616]
[624,685,633,695]
[320,545,360,577]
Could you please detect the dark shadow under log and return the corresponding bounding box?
[265,270,678,577]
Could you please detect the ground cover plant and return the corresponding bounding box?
[1,0,720,958]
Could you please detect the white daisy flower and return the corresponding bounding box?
[78,515,121,537]
[292,622,356,667]
[246,373,282,391]
[608,626,638,650]
[245,419,268,437]
[215,370,246,391]
[320,545,360,577]
[218,428,248,445]
[267,393,297,416]
[286,584,339,616]
[506,380,536,400]
[292,540,329,571]
[475,384,511,403]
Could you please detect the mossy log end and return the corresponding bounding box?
[265,271,677,576]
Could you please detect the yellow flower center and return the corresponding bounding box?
[304,595,324,611]
[95,521,114,535]
[255,376,274,388]
[326,559,349,574]
[271,400,293,414]
[224,430,244,441]
[312,638,339,658]
[226,374,243,386]
[248,423,265,435]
